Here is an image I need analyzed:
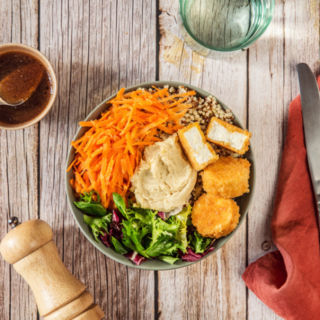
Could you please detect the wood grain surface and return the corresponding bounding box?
[0,1,39,319]
[158,0,320,320]
[0,0,319,319]
[247,0,320,319]
[1,1,156,320]
[38,1,156,320]
[158,2,247,319]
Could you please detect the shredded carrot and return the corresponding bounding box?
[79,121,96,127]
[67,87,196,208]
[83,172,90,187]
[169,104,192,113]
[75,172,87,190]
[70,178,75,189]
[157,124,174,135]
[67,158,77,172]
[74,180,82,193]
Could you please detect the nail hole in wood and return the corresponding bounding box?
[261,240,271,251]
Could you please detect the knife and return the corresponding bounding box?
[297,63,320,224]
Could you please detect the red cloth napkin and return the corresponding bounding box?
[242,77,320,320]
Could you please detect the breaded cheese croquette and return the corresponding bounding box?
[178,122,219,171]
[206,117,252,155]
[202,156,250,198]
[192,194,240,238]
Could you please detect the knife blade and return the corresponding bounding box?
[297,63,320,221]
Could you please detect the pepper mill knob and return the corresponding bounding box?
[0,219,104,320]
[8,216,19,228]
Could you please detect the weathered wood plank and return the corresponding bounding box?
[2,0,318,319]
[0,0,39,319]
[247,3,284,319]
[158,2,247,319]
[247,0,320,319]
[39,1,156,319]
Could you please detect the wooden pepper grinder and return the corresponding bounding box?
[0,217,105,320]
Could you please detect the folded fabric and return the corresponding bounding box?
[242,78,320,320]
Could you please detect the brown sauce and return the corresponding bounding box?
[0,51,53,125]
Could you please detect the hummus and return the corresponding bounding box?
[131,134,197,212]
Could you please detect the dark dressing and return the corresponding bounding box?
[0,51,53,125]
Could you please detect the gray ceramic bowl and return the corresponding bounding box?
[66,81,255,271]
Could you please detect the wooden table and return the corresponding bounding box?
[0,1,318,319]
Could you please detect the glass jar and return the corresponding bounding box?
[179,0,275,58]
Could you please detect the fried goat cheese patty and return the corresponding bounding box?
[191,194,240,239]
[131,134,197,212]
[202,156,251,199]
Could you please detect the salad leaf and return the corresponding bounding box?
[100,232,111,247]
[157,218,180,235]
[190,231,212,254]
[109,222,123,240]
[170,204,192,251]
[121,220,149,257]
[124,251,148,266]
[81,193,211,266]
[157,212,166,220]
[74,191,107,216]
[145,235,184,257]
[80,190,101,203]
[111,237,128,254]
[114,193,185,260]
[203,246,215,256]
[180,248,203,262]
[83,213,112,242]
[112,209,121,223]
[158,255,180,265]
[180,246,215,262]
[112,192,128,219]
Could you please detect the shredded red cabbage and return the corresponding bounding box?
[109,222,123,240]
[180,246,215,262]
[100,211,123,247]
[203,246,215,256]
[187,224,197,236]
[180,248,203,262]
[106,209,123,241]
[100,232,111,247]
[112,209,121,223]
[124,251,148,265]
[157,212,166,220]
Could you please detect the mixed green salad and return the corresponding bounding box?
[75,191,214,265]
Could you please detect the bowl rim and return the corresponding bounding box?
[0,43,57,131]
[66,80,256,271]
